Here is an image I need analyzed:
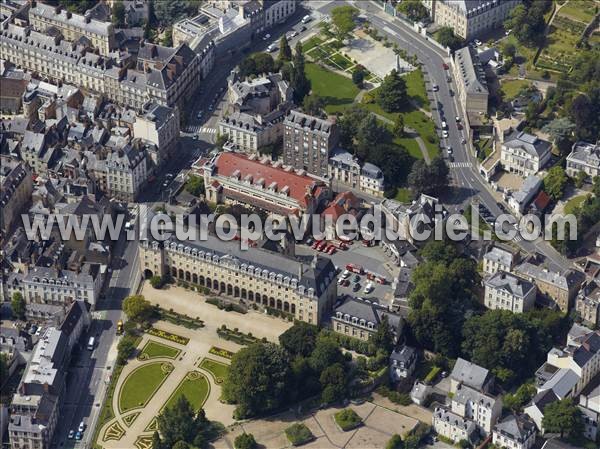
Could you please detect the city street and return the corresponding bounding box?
[53,230,140,449]
[314,0,573,273]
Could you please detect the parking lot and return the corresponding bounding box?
[296,240,398,306]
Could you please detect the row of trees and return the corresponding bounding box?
[221,321,395,419]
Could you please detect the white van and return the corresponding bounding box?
[441,120,448,130]
[302,15,312,24]
[87,336,95,351]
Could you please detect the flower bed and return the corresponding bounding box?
[334,408,363,431]
[146,327,189,345]
[158,308,204,330]
[285,423,314,446]
[209,346,235,359]
[217,325,262,346]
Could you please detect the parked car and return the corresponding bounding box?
[68,430,75,440]
[474,39,482,46]
[457,123,463,130]
[263,33,271,40]
[442,63,449,70]
[442,130,449,138]
[353,282,361,292]
[342,279,350,287]
[75,432,82,441]
[289,30,298,38]
[78,421,85,433]
[353,274,360,283]
[363,282,374,294]
[342,270,351,279]
[29,325,37,335]
[432,84,439,92]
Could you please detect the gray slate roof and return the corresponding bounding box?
[451,357,491,391]
[504,131,551,158]
[493,414,536,442]
[485,270,535,298]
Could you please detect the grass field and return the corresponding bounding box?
[118,362,171,413]
[305,63,359,113]
[564,194,587,215]
[501,79,531,100]
[139,340,181,360]
[404,69,430,111]
[162,372,210,412]
[199,358,229,384]
[394,136,423,160]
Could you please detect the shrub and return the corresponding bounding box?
[334,408,362,431]
[285,423,313,446]
[234,433,257,449]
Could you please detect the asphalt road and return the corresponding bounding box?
[53,230,140,449]
[313,0,572,272]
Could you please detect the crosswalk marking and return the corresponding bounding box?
[449,162,472,168]
[199,127,217,134]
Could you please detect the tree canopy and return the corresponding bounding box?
[302,95,325,117]
[377,70,408,113]
[222,343,292,418]
[155,397,211,449]
[436,27,464,51]
[290,42,311,104]
[239,53,277,78]
[330,6,358,43]
[504,1,550,47]
[234,433,257,449]
[279,322,319,358]
[279,35,292,61]
[408,156,449,195]
[543,166,567,201]
[396,0,428,22]
[408,241,479,356]
[123,295,154,323]
[185,175,205,197]
[11,292,25,320]
[462,309,565,386]
[542,398,584,439]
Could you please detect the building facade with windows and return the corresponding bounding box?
[0,156,33,234]
[501,131,552,178]
[133,102,180,166]
[484,270,537,313]
[331,296,402,342]
[566,141,600,180]
[453,46,489,116]
[139,236,337,326]
[202,151,330,217]
[428,0,521,40]
[283,110,339,178]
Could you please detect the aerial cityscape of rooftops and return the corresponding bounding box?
[0,1,599,449]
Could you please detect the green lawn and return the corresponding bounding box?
[302,36,323,53]
[199,358,229,384]
[162,372,210,412]
[361,98,439,158]
[404,69,430,111]
[501,79,531,100]
[119,362,171,413]
[305,63,359,113]
[139,340,181,360]
[564,194,587,215]
[395,136,423,160]
[393,187,413,204]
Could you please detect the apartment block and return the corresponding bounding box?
[283,110,339,178]
[0,156,33,233]
[576,281,600,329]
[331,296,402,342]
[492,414,537,449]
[453,46,489,117]
[133,102,180,166]
[482,244,519,275]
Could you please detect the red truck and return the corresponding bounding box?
[345,264,363,274]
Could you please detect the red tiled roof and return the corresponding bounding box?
[533,191,551,211]
[322,191,361,220]
[213,152,319,207]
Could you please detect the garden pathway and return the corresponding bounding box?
[367,110,431,163]
[98,321,239,449]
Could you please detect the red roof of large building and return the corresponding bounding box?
[322,191,362,220]
[211,152,322,208]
